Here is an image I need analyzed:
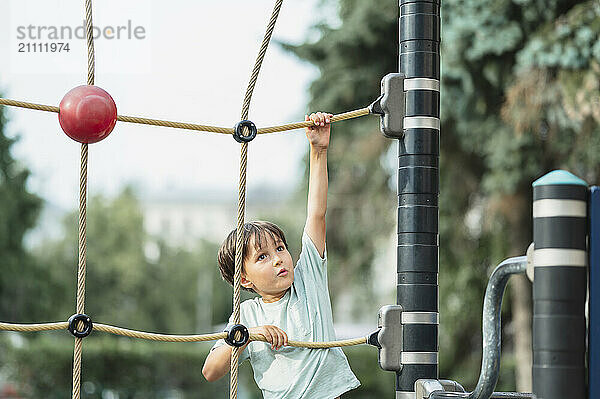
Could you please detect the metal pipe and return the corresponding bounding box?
[429,392,534,399]
[470,256,527,399]
[427,256,528,399]
[397,0,441,396]
[439,380,466,393]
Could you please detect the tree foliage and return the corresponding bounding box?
[0,103,43,323]
[33,188,228,333]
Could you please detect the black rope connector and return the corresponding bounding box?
[233,120,257,143]
[68,313,93,338]
[367,329,381,348]
[224,324,250,347]
[368,94,384,115]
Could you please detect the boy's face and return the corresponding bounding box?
[241,233,294,303]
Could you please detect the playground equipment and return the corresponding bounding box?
[362,1,596,398]
[0,0,596,398]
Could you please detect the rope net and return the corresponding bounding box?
[0,0,374,397]
[0,321,367,347]
[0,98,370,136]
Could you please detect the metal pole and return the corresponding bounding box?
[470,257,527,399]
[397,0,440,397]
[532,170,587,399]
[590,186,599,399]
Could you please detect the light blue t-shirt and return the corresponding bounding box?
[212,232,360,399]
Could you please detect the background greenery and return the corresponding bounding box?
[1,0,599,397]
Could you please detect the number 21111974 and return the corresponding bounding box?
[18,42,71,52]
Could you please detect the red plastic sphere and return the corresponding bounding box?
[59,85,117,144]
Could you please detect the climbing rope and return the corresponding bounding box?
[231,1,283,397]
[0,0,374,397]
[0,321,366,347]
[71,1,95,398]
[0,98,370,135]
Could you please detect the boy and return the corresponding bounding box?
[202,112,360,398]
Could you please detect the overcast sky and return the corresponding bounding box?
[0,0,327,210]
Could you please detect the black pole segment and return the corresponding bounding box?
[532,170,588,399]
[397,0,440,396]
[396,365,438,392]
[405,91,440,116]
[403,324,438,351]
[399,129,439,154]
[399,46,440,78]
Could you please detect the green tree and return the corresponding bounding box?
[0,101,43,323]
[440,0,600,389]
[285,1,398,317]
[35,188,228,333]
[288,0,600,391]
[5,188,244,396]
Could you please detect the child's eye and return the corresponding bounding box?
[257,254,266,261]
[277,246,285,251]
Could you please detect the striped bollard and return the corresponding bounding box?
[532,170,587,399]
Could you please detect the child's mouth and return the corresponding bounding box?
[277,269,288,277]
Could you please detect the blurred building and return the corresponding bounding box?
[141,186,294,249]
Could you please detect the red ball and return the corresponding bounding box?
[59,85,117,144]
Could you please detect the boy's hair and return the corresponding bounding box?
[217,221,288,293]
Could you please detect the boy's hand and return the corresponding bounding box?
[305,112,332,151]
[249,325,288,350]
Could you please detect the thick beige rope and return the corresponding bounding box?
[71,1,94,398]
[94,324,228,342]
[93,327,367,348]
[0,99,59,112]
[0,322,69,332]
[0,321,367,348]
[0,98,369,135]
[258,108,370,133]
[117,114,234,134]
[231,1,283,398]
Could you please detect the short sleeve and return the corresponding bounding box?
[296,231,328,287]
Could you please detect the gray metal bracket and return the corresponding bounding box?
[369,73,405,139]
[366,304,403,371]
[415,379,444,399]
[415,379,466,399]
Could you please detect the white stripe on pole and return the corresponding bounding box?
[401,352,439,364]
[404,116,440,130]
[402,312,439,324]
[533,199,587,218]
[534,248,587,267]
[404,78,440,92]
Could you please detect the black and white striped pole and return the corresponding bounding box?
[532,170,587,399]
[397,0,440,397]
[369,1,440,395]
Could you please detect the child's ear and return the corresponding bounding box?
[241,275,253,290]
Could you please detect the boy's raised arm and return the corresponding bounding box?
[304,112,332,258]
